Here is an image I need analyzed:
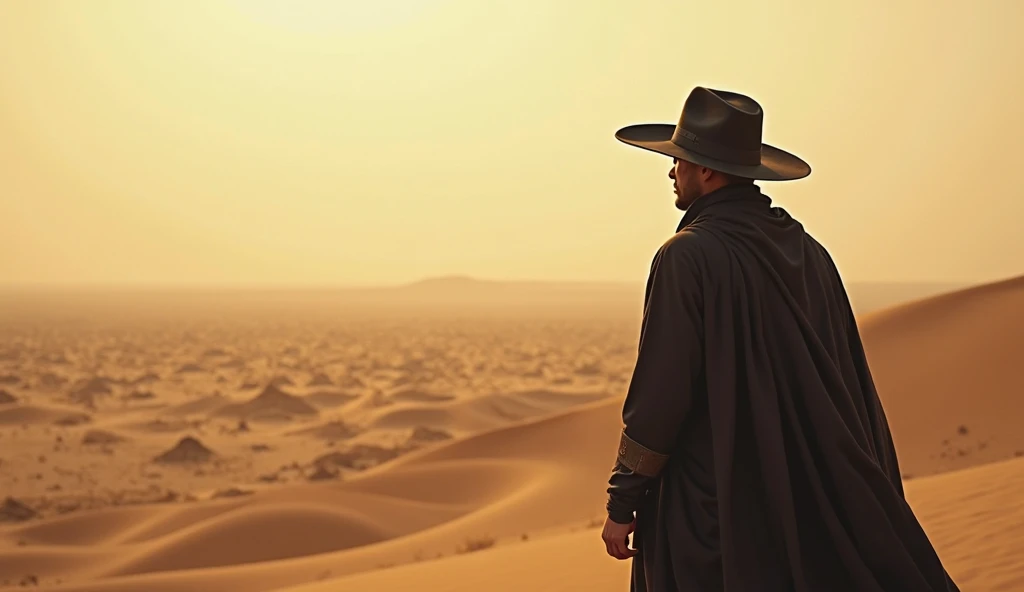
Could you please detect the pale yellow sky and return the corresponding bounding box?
[1,0,1021,287]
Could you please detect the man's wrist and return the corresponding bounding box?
[607,508,634,525]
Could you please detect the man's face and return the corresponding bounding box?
[669,158,703,211]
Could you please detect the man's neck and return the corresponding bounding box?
[694,182,759,206]
[704,179,754,194]
[676,183,764,232]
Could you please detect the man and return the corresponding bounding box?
[601,87,960,591]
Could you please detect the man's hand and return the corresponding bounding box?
[601,515,637,560]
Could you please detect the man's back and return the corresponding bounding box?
[610,183,959,591]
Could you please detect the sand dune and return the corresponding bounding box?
[299,391,358,409]
[0,398,621,590]
[8,505,162,546]
[861,274,1024,476]
[282,456,1024,592]
[31,391,1014,592]
[109,504,396,575]
[212,384,319,421]
[361,388,610,435]
[0,277,1020,591]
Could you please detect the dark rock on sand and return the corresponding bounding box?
[409,425,453,444]
[312,444,404,472]
[153,436,216,464]
[0,497,37,522]
[81,429,127,445]
[307,465,340,481]
[307,373,334,387]
[211,487,253,499]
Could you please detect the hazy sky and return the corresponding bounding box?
[2,0,1021,287]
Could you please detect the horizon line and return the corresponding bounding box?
[0,275,980,293]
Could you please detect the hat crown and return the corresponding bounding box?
[673,87,764,164]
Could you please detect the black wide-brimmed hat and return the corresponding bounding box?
[615,86,811,181]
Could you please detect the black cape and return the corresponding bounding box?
[606,184,959,591]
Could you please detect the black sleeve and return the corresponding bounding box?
[606,233,705,523]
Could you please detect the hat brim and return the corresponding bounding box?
[615,124,811,181]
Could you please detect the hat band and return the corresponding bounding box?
[671,127,762,166]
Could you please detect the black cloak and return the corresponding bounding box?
[606,183,959,591]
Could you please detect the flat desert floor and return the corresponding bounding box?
[0,277,1021,591]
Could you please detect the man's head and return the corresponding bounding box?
[668,157,753,210]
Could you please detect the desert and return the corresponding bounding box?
[4,0,1023,589]
[0,277,1021,591]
